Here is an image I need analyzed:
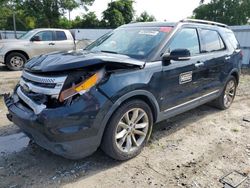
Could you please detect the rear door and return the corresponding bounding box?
[53,31,74,52]
[160,27,210,112]
[198,28,229,93]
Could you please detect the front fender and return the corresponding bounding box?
[2,46,30,59]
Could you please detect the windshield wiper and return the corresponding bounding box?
[101,50,118,54]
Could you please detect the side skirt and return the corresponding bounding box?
[156,90,220,122]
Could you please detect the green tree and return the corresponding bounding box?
[58,16,73,28]
[9,0,95,28]
[0,0,96,29]
[136,11,156,22]
[102,0,134,28]
[80,12,100,28]
[194,0,250,25]
[0,1,32,30]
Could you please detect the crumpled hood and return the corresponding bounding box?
[25,50,145,73]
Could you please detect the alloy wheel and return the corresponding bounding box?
[115,108,149,153]
[223,80,236,108]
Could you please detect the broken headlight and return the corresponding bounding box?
[59,69,104,102]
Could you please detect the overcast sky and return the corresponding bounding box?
[71,0,210,21]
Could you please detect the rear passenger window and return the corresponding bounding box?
[201,29,225,52]
[55,31,67,41]
[168,28,200,56]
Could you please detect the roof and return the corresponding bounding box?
[121,19,229,30]
[32,28,69,32]
[181,19,228,28]
[121,22,177,28]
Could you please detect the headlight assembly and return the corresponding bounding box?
[59,69,104,102]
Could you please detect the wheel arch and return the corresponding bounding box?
[230,70,239,85]
[98,90,160,144]
[5,50,29,63]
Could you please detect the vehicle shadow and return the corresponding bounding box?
[0,64,9,72]
[0,104,221,188]
[0,64,21,72]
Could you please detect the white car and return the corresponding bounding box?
[0,28,75,70]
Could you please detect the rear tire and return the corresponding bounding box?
[212,76,237,110]
[101,100,153,161]
[6,52,27,71]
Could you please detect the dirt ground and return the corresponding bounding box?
[0,66,249,188]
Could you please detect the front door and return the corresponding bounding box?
[29,30,57,57]
[160,27,210,114]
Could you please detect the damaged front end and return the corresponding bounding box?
[16,68,105,115]
[4,52,143,159]
[4,68,112,159]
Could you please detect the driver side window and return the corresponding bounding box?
[34,31,53,41]
[168,28,200,56]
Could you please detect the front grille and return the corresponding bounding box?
[20,71,67,98]
[22,77,56,89]
[15,71,68,114]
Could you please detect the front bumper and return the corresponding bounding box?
[4,89,113,159]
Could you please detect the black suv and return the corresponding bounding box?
[4,19,242,160]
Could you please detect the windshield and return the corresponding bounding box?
[86,27,172,59]
[18,30,37,40]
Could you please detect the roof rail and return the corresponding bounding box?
[180,19,228,28]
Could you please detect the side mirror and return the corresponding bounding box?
[162,49,191,65]
[31,36,41,42]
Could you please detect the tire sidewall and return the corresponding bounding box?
[102,100,153,160]
[220,76,237,109]
[6,52,27,71]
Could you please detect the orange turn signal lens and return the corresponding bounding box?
[59,70,104,102]
[75,73,99,92]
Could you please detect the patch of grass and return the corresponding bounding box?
[148,144,155,150]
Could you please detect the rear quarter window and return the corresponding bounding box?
[226,31,240,49]
[55,31,67,41]
[201,29,226,53]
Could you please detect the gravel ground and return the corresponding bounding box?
[0,69,249,188]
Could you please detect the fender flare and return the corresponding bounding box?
[97,90,160,144]
[4,50,30,62]
[228,68,240,85]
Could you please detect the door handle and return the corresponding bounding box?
[195,61,205,68]
[225,56,231,60]
[49,43,55,45]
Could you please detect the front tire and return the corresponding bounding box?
[6,52,27,71]
[101,100,153,161]
[213,76,237,110]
